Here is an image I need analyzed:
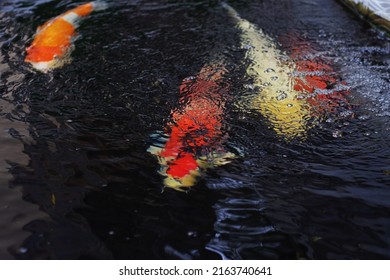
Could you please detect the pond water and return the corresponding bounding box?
[0,0,389,259]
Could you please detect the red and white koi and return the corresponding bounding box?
[148,65,235,191]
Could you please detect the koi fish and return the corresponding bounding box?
[148,65,235,191]
[223,3,350,140]
[338,0,390,32]
[25,1,108,72]
[284,35,350,118]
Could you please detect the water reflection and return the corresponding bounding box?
[0,98,48,259]
[207,194,306,259]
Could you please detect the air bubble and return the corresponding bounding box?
[358,115,370,120]
[326,118,335,123]
[332,130,342,138]
[244,84,254,90]
[18,247,28,254]
[276,92,287,101]
[243,44,254,50]
[187,231,198,237]
[340,110,353,118]
[264,68,275,73]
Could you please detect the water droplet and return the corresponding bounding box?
[265,68,275,73]
[276,92,287,101]
[332,130,342,138]
[183,76,196,81]
[66,119,73,123]
[358,115,370,120]
[271,76,278,81]
[187,231,198,237]
[287,104,293,107]
[108,230,115,236]
[244,84,254,90]
[340,110,353,118]
[243,44,254,50]
[18,247,28,254]
[326,117,335,123]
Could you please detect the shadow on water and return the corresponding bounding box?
[0,0,389,259]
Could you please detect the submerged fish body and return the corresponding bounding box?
[148,65,235,191]
[223,3,350,140]
[286,37,350,118]
[223,3,309,139]
[25,1,108,72]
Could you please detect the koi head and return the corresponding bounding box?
[25,45,73,73]
[162,152,201,191]
[147,137,200,192]
[148,142,236,191]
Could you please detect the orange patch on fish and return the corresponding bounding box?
[25,1,107,72]
[26,18,75,63]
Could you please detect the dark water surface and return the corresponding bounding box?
[0,0,389,259]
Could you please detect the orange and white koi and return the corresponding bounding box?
[148,65,235,191]
[25,1,108,72]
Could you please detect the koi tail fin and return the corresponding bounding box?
[221,2,239,20]
[92,1,109,12]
